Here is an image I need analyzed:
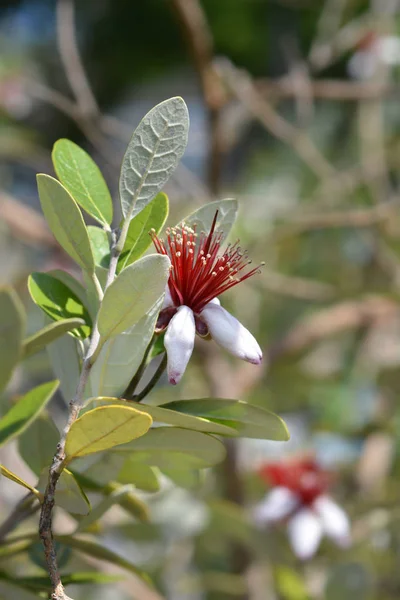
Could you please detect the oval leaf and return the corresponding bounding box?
[117,461,160,492]
[87,226,110,268]
[159,398,290,440]
[181,199,238,243]
[113,427,226,469]
[0,287,25,393]
[53,138,113,227]
[97,254,170,340]
[18,415,59,475]
[48,269,91,314]
[65,405,153,458]
[119,97,189,220]
[118,192,169,272]
[90,297,162,398]
[28,272,91,338]
[48,331,81,404]
[22,318,85,358]
[0,465,42,499]
[0,380,59,448]
[37,174,95,273]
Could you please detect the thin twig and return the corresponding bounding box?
[169,0,226,194]
[132,353,168,402]
[122,334,156,399]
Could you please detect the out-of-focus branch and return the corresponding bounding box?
[257,78,394,101]
[56,0,99,120]
[169,0,226,194]
[269,296,399,360]
[308,0,348,68]
[215,58,336,180]
[261,269,336,301]
[0,191,57,249]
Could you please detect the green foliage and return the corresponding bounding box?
[118,192,169,271]
[65,405,153,459]
[22,318,85,358]
[97,254,170,340]
[182,198,239,242]
[0,287,25,394]
[28,272,91,338]
[0,465,42,498]
[0,380,59,448]
[119,97,189,219]
[18,415,59,475]
[52,138,113,227]
[39,469,91,515]
[117,461,160,492]
[37,174,95,274]
[87,225,111,268]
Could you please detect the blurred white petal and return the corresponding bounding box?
[164,305,195,385]
[288,508,323,560]
[163,285,174,309]
[313,495,351,547]
[201,303,262,364]
[253,488,299,525]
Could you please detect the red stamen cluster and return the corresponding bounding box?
[259,458,332,506]
[151,211,263,314]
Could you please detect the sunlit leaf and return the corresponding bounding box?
[275,566,309,600]
[0,380,59,448]
[90,297,162,398]
[28,272,91,338]
[49,269,91,315]
[22,318,85,358]
[0,465,42,499]
[97,254,170,340]
[0,287,25,394]
[37,174,95,273]
[65,405,152,458]
[159,398,290,440]
[53,138,113,227]
[120,97,188,220]
[18,415,59,475]
[161,467,201,490]
[118,192,169,272]
[117,460,160,492]
[56,469,91,515]
[0,571,121,594]
[181,198,238,242]
[113,427,226,468]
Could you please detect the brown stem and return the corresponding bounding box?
[131,353,168,402]
[122,334,156,399]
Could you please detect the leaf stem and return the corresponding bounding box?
[122,334,156,399]
[132,353,167,402]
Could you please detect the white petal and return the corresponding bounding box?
[313,495,351,548]
[209,297,220,306]
[200,303,262,364]
[162,285,174,309]
[377,36,400,64]
[253,488,299,525]
[287,508,323,560]
[164,305,195,385]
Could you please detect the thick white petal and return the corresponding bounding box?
[287,508,323,560]
[164,305,195,385]
[253,488,299,525]
[162,285,174,309]
[313,495,351,547]
[200,303,262,364]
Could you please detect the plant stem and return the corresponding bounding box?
[39,222,131,600]
[132,353,167,402]
[122,334,156,399]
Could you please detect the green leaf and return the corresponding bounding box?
[119,97,189,220]
[0,571,121,594]
[56,469,91,515]
[0,287,25,394]
[76,483,148,531]
[36,174,95,273]
[0,380,59,448]
[0,465,42,499]
[28,272,91,339]
[117,461,160,492]
[181,199,238,242]
[22,318,85,358]
[97,254,170,340]
[56,534,153,584]
[325,563,374,600]
[47,331,81,404]
[0,580,45,600]
[158,398,290,440]
[160,467,201,490]
[18,415,59,475]
[52,138,113,227]
[113,427,226,469]
[275,566,309,600]
[65,405,153,459]
[87,226,111,267]
[127,401,239,436]
[118,192,169,272]
[90,297,162,398]
[49,269,91,315]
[72,453,125,487]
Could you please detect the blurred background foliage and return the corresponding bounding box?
[2,0,400,598]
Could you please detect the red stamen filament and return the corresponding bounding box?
[151,210,263,314]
